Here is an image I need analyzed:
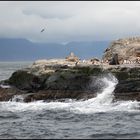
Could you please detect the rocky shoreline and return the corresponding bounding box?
[1,37,140,103]
[0,58,140,102]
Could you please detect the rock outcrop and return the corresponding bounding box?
[0,59,140,102]
[1,37,140,102]
[103,37,140,64]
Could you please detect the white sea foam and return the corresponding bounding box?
[0,74,139,113]
[9,95,24,102]
[0,84,11,88]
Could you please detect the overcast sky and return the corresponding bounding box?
[1,1,140,43]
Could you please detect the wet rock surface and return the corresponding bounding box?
[0,61,140,102]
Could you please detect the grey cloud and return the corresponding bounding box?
[22,8,74,19]
[0,1,140,43]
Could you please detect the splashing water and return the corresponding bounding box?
[0,73,139,113]
[89,73,118,105]
[9,95,24,102]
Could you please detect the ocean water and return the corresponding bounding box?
[0,61,140,139]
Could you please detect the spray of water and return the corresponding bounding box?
[0,73,139,113]
[9,95,24,102]
[89,73,118,105]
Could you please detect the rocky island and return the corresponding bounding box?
[0,37,140,102]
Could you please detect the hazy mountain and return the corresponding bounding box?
[0,38,110,61]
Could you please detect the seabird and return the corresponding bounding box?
[40,28,45,33]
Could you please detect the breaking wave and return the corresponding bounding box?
[0,74,139,114]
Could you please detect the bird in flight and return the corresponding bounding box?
[40,28,45,33]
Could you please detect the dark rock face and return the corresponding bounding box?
[23,90,96,102]
[1,66,105,102]
[115,79,140,93]
[44,72,90,90]
[8,70,38,90]
[7,69,92,92]
[0,87,25,101]
[1,63,140,102]
[114,92,140,101]
[108,66,140,101]
[8,70,49,92]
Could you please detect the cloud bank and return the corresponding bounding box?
[0,1,140,43]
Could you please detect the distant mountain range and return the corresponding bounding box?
[0,38,110,61]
